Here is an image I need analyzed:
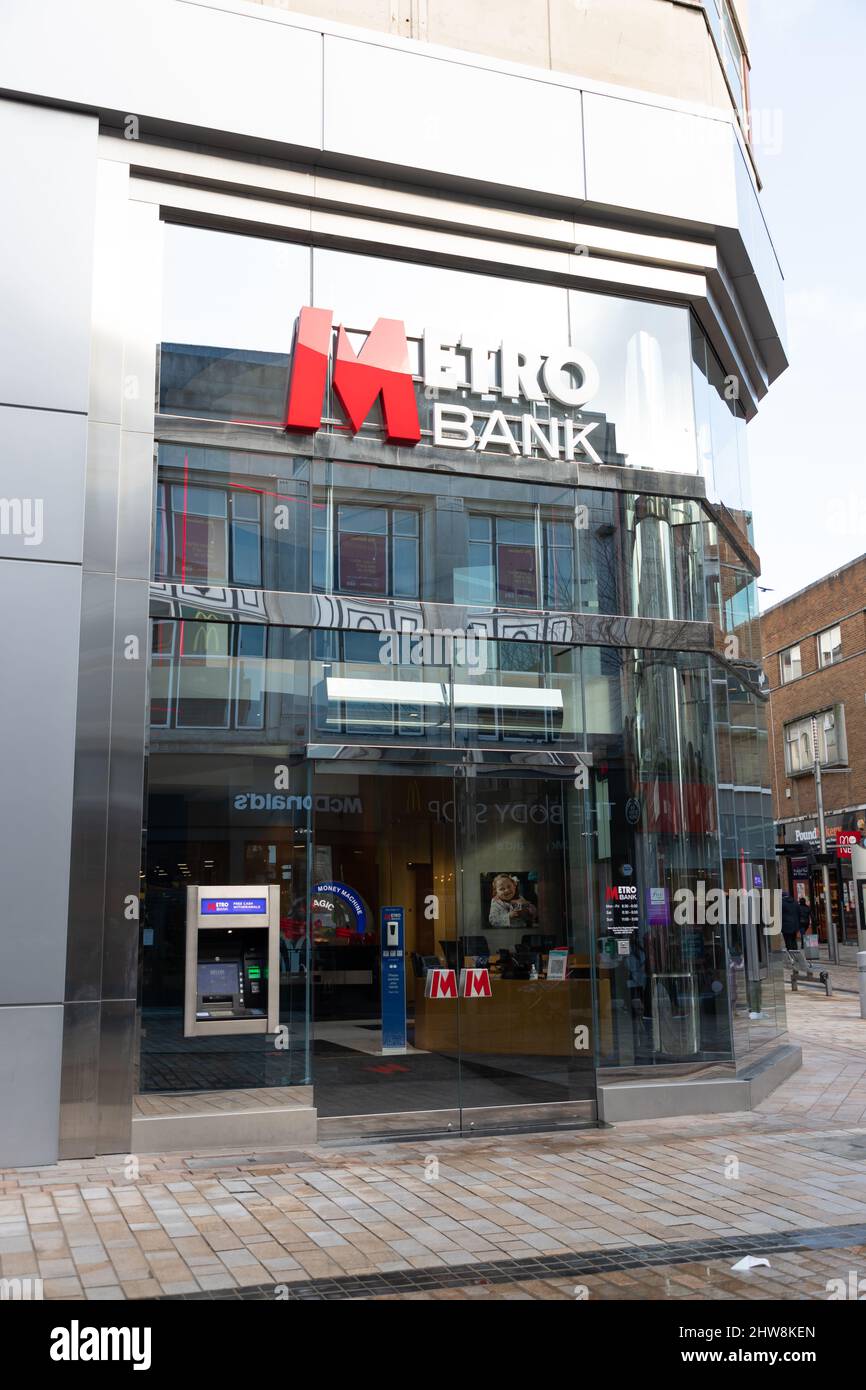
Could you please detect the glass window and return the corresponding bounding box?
[784,717,813,776]
[722,6,745,115]
[176,621,232,729]
[568,290,697,475]
[544,519,576,609]
[818,625,842,668]
[690,320,753,538]
[141,623,312,1097]
[703,3,746,119]
[823,708,839,764]
[784,707,846,774]
[169,483,229,582]
[494,516,537,607]
[149,619,176,728]
[159,225,310,424]
[779,644,801,684]
[463,512,580,611]
[327,504,421,599]
[311,628,450,743]
[154,444,309,594]
[454,642,583,747]
[154,621,270,730]
[706,0,723,45]
[235,625,267,729]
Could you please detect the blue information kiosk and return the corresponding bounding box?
[380,906,407,1054]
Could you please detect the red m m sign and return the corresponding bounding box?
[285,306,421,444]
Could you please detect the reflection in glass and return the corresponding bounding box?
[159,225,309,424]
[154,444,311,595]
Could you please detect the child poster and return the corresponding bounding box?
[483,872,538,930]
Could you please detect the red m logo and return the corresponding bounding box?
[425,968,458,999]
[285,306,421,444]
[460,968,492,999]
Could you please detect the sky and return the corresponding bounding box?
[746,0,866,609]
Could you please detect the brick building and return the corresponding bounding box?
[762,553,866,942]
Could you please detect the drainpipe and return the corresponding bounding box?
[812,715,838,964]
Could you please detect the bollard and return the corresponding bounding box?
[859,952,866,1021]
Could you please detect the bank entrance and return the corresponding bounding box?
[308,749,597,1136]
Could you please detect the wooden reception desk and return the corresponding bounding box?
[414,976,611,1057]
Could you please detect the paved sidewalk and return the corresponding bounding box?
[3,979,866,1301]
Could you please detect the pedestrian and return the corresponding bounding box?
[781,891,800,952]
[797,895,812,941]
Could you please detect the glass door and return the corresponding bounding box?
[454,760,597,1132]
[310,764,463,1137]
[309,749,598,1137]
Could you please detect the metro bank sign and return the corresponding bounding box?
[284,307,603,463]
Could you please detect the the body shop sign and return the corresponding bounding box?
[285,306,602,464]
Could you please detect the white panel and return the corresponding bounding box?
[0,561,81,1007]
[323,35,585,199]
[0,1006,63,1165]
[0,0,323,152]
[583,92,737,226]
[731,148,787,347]
[0,408,87,563]
[0,101,97,413]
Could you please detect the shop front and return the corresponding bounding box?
[777,814,866,946]
[142,670,736,1135]
[0,0,797,1169]
[134,221,786,1145]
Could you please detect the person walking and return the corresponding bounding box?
[797,894,813,943]
[781,891,801,952]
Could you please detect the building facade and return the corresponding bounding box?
[762,554,866,946]
[0,0,796,1166]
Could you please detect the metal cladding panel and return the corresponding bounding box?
[0,560,80,1007]
[731,145,787,349]
[0,99,97,413]
[0,406,88,564]
[323,34,586,199]
[0,0,323,153]
[583,90,737,226]
[0,1006,63,1166]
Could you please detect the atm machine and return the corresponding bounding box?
[184,885,280,1037]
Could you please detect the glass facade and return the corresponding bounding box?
[139,224,784,1132]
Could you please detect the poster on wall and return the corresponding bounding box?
[603,884,640,935]
[482,872,539,931]
[647,886,670,926]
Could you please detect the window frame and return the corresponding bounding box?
[779,643,802,685]
[152,619,267,731]
[314,498,422,601]
[817,624,842,669]
[783,705,847,776]
[703,1,750,133]
[154,474,264,588]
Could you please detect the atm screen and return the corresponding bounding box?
[198,961,239,1000]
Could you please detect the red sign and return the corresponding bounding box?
[425,968,458,999]
[835,832,859,858]
[459,968,492,999]
[286,306,421,444]
[424,967,492,998]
